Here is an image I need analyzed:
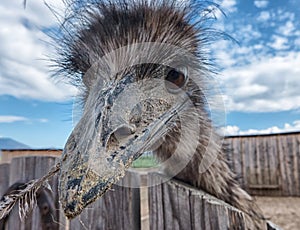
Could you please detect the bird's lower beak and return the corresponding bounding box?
[58,76,176,218]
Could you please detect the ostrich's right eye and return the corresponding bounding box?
[165,68,188,93]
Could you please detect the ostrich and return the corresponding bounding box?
[0,0,273,229]
[53,0,269,229]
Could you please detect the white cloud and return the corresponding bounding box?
[1,0,65,27]
[218,0,237,13]
[221,52,300,112]
[211,24,262,67]
[230,24,262,44]
[0,116,28,123]
[254,0,269,8]
[211,2,300,115]
[221,125,240,136]
[212,40,237,68]
[223,120,300,136]
[233,84,268,98]
[253,44,264,50]
[277,10,295,22]
[278,21,295,36]
[0,116,49,124]
[257,11,271,22]
[37,118,49,123]
[295,38,300,48]
[269,35,289,50]
[0,0,77,102]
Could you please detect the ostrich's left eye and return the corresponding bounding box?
[165,68,188,93]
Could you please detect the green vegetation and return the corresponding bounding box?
[131,156,158,168]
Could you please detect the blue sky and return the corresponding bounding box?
[0,0,299,148]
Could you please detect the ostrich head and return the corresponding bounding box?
[57,0,224,218]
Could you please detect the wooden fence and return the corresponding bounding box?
[148,173,251,230]
[1,132,299,229]
[225,132,300,196]
[0,156,59,230]
[0,156,140,230]
[0,156,274,230]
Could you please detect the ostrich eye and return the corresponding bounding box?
[165,68,188,93]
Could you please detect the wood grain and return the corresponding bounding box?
[225,132,300,196]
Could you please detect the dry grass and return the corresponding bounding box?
[255,196,300,230]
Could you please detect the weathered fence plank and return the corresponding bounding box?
[268,136,277,186]
[297,135,300,194]
[0,163,10,197]
[285,136,293,195]
[148,172,250,230]
[292,135,299,195]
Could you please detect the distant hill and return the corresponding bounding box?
[0,138,30,150]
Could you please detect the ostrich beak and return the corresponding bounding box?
[58,75,182,218]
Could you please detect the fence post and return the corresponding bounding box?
[0,163,10,197]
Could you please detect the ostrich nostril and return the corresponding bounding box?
[106,125,136,150]
[113,125,136,140]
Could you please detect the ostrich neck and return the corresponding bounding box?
[153,116,266,229]
[154,116,227,195]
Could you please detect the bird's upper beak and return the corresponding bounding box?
[58,72,186,218]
